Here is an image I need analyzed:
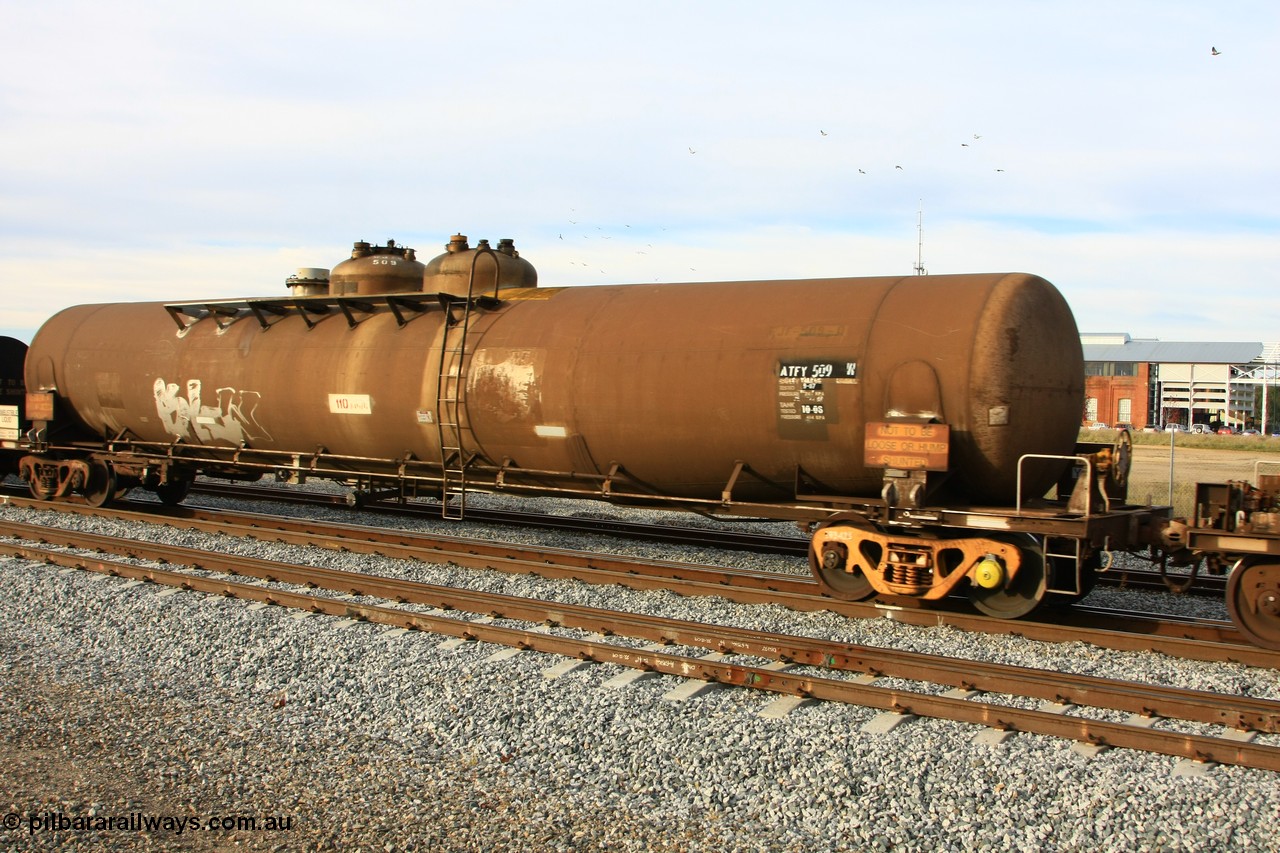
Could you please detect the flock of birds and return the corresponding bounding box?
[688,128,1004,175]
[682,45,1223,174]
[556,46,1225,278]
[565,129,999,275]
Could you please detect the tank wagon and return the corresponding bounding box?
[10,235,1280,647]
[0,336,28,476]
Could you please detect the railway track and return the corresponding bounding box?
[1,492,1274,667]
[184,482,1230,597]
[2,518,1278,771]
[0,479,1229,597]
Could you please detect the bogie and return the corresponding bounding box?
[809,522,1052,620]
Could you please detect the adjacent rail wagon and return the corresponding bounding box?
[8,236,1280,648]
[0,335,27,476]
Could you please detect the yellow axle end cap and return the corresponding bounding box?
[973,556,1005,589]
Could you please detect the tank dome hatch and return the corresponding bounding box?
[328,239,426,296]
[423,234,537,297]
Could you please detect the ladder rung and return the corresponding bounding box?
[438,289,480,520]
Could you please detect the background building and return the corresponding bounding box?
[1080,333,1269,431]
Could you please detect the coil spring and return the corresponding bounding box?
[885,562,930,586]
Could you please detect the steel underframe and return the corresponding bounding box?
[30,436,1170,553]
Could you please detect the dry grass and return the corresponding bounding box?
[1080,427,1280,453]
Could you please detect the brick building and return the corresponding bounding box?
[1080,333,1266,431]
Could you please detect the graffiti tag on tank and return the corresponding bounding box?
[153,378,272,445]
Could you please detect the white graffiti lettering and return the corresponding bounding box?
[153,378,271,445]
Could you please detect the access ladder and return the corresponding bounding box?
[435,246,499,519]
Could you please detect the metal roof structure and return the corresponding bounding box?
[1081,340,1264,365]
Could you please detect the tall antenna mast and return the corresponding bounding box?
[913,200,927,275]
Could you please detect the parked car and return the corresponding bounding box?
[1088,422,1110,430]
[1241,429,1261,436]
[1114,423,1134,431]
[1190,424,1214,434]
[1141,425,1160,432]
[1165,424,1188,433]
[1217,427,1235,435]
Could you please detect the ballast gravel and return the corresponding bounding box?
[1,490,1278,852]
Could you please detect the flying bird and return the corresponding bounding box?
[1211,46,1221,55]
[858,169,866,174]
[820,130,828,136]
[895,165,903,170]
[688,147,696,154]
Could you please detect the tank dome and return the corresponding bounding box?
[329,240,425,296]
[423,234,537,297]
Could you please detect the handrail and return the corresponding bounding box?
[1016,453,1090,515]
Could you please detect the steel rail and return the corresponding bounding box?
[2,496,1274,666]
[2,532,1278,771]
[0,483,1229,597]
[4,524,1278,731]
[183,482,1229,595]
[188,482,811,552]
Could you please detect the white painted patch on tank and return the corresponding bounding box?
[470,349,540,421]
[328,393,372,415]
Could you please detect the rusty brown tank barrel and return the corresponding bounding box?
[24,271,1081,504]
[466,272,1082,502]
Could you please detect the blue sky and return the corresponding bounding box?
[3,1,1277,344]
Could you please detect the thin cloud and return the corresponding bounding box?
[1,2,1276,343]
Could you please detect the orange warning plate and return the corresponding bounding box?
[864,422,949,470]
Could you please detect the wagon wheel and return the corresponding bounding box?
[967,533,1048,619]
[1226,558,1280,650]
[82,460,117,508]
[808,517,878,601]
[154,477,192,506]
